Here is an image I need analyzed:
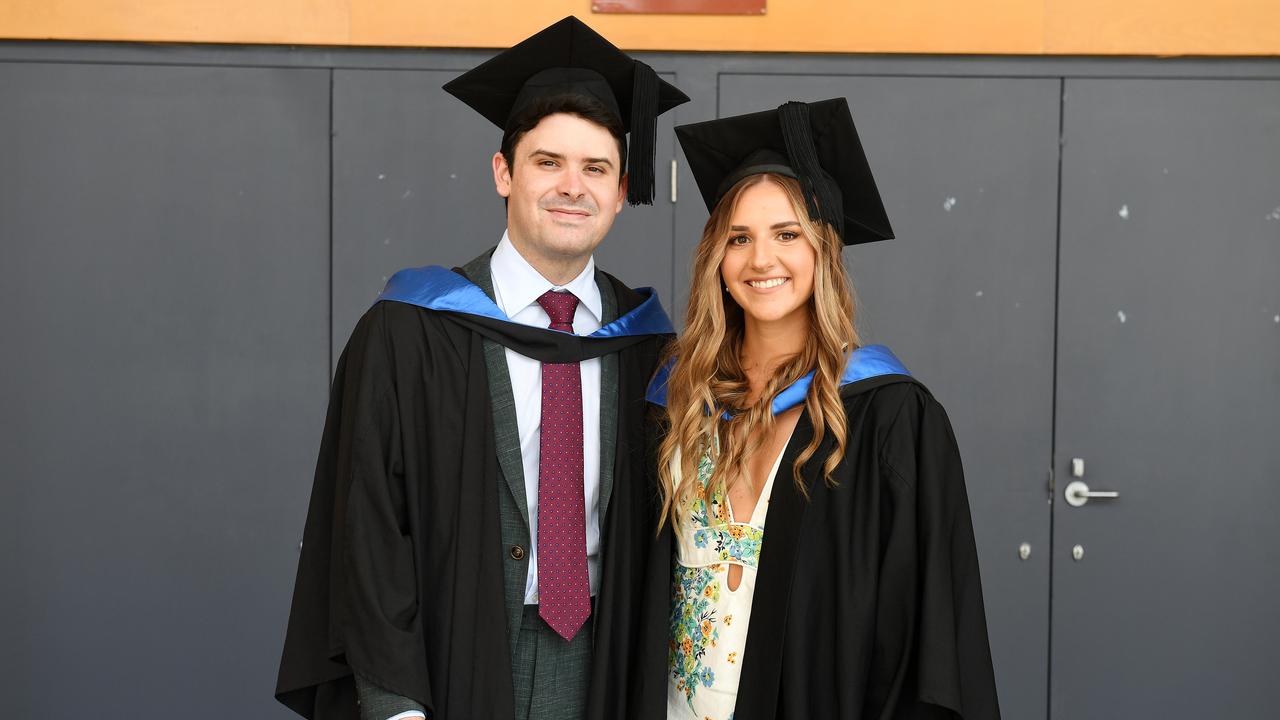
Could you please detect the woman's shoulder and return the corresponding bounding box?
[839,373,934,417]
[839,375,958,448]
[832,343,932,413]
[843,379,967,490]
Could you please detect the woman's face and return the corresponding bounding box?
[720,179,817,328]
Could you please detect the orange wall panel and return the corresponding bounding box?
[1044,0,1280,56]
[1,1,351,45]
[1,0,1278,55]
[346,1,1044,54]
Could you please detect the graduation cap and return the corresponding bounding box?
[443,16,689,206]
[675,98,894,245]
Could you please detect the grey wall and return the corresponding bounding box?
[2,42,1277,720]
[1,60,330,718]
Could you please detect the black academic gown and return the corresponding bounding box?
[637,375,1001,720]
[275,269,669,720]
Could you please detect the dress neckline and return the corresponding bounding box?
[728,429,793,527]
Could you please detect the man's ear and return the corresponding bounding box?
[615,173,629,213]
[492,151,512,198]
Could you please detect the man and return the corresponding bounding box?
[275,16,688,720]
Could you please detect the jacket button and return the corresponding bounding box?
[510,545,525,560]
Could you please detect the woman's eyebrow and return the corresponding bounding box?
[729,221,801,231]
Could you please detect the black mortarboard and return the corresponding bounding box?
[674,98,894,245]
[442,16,689,206]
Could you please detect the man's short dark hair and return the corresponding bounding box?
[499,93,628,181]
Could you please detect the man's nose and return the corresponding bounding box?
[557,168,585,199]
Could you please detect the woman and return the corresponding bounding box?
[640,99,1000,720]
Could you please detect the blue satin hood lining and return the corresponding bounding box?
[645,344,911,416]
[377,264,674,337]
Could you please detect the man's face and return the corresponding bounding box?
[493,112,627,268]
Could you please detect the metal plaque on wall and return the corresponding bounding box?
[593,0,766,15]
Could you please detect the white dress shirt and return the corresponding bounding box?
[490,232,603,605]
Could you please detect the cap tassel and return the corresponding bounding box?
[778,101,844,237]
[627,61,660,205]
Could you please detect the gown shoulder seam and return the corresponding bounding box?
[874,382,933,484]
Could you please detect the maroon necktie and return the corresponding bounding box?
[535,290,591,641]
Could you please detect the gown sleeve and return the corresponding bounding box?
[353,673,427,720]
[275,303,434,719]
[876,387,1001,720]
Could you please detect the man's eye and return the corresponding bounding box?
[539,160,558,168]
[586,166,604,174]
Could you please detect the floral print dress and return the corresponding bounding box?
[666,437,791,720]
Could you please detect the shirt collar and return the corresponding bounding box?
[491,231,602,323]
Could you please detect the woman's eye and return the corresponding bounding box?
[778,231,799,241]
[728,235,750,246]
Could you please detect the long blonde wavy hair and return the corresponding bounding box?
[657,172,860,532]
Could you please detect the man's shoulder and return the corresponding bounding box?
[593,267,645,313]
[358,297,435,330]
[344,298,471,361]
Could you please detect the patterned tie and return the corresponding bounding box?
[535,289,591,641]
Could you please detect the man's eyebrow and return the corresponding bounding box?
[527,149,614,168]
[728,221,801,231]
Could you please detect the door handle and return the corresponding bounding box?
[1064,480,1119,507]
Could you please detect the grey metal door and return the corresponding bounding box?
[716,73,1063,720]
[1052,78,1280,719]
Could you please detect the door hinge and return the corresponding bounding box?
[671,159,678,204]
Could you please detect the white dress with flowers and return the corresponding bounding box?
[666,438,790,720]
